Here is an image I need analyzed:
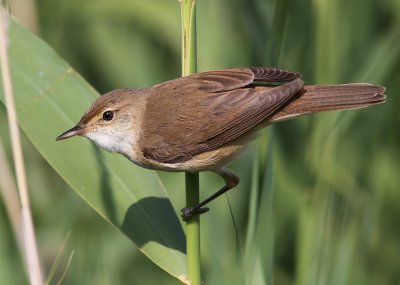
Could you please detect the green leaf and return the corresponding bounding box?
[0,15,187,283]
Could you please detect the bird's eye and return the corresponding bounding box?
[102,110,114,121]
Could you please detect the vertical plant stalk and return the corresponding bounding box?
[0,9,44,285]
[180,0,201,284]
[0,139,23,250]
[181,0,197,75]
[185,172,200,285]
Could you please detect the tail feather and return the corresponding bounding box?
[269,83,386,122]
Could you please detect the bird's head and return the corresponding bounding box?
[56,89,144,155]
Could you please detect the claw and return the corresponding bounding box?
[181,207,209,221]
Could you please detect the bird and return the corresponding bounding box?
[56,67,386,220]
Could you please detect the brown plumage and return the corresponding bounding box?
[139,67,384,165]
[56,67,386,220]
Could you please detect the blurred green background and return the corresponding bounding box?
[1,0,399,284]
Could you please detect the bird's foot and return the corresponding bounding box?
[181,206,209,221]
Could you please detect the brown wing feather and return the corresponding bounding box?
[141,67,302,163]
[199,79,303,149]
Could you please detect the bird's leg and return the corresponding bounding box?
[181,169,239,221]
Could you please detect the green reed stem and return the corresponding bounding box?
[180,0,200,284]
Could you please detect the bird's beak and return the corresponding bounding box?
[56,125,86,141]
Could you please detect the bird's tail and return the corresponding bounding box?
[269,83,386,122]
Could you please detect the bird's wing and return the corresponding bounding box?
[141,67,303,163]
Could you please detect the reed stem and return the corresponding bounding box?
[180,0,201,284]
[0,9,44,285]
